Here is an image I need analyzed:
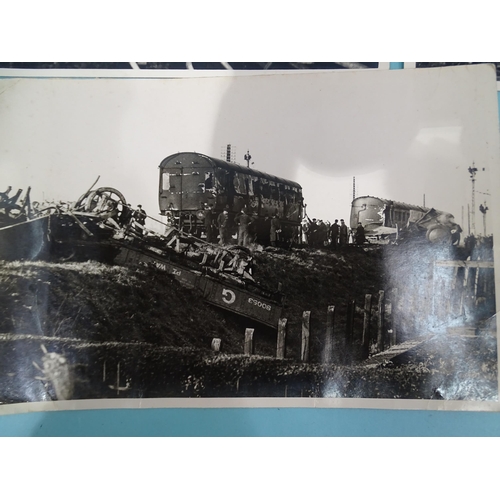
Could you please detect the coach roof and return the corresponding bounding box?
[159,152,302,190]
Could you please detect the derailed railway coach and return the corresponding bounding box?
[350,195,462,245]
[158,152,304,245]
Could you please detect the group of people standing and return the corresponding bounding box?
[202,204,368,249]
[203,204,238,245]
[202,203,282,248]
[303,217,366,248]
[117,203,147,235]
[202,204,256,247]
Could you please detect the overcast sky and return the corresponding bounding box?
[1,65,499,233]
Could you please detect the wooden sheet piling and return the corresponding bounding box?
[277,318,287,359]
[362,294,372,357]
[244,328,254,355]
[324,305,335,364]
[301,311,311,362]
[377,290,385,352]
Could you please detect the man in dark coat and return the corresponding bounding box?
[233,208,255,247]
[135,204,147,224]
[217,209,230,245]
[132,204,147,235]
[306,216,318,248]
[330,219,339,249]
[120,203,133,227]
[339,219,348,247]
[317,220,328,247]
[354,222,366,244]
[270,214,281,247]
[203,204,215,243]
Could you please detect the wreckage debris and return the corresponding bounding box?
[0,182,283,328]
[0,185,33,226]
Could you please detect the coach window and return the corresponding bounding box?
[245,174,254,196]
[204,172,213,190]
[278,183,285,202]
[162,172,171,191]
[260,179,271,198]
[251,176,259,196]
[233,172,247,195]
[270,181,278,200]
[215,170,227,194]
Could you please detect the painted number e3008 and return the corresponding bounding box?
[248,297,272,311]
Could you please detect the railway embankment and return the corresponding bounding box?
[0,245,497,402]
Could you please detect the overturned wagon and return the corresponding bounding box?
[114,244,283,328]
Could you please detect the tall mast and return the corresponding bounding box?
[468,162,478,234]
[479,202,489,235]
[244,150,252,168]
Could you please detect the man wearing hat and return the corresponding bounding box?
[217,209,231,245]
[354,222,366,245]
[329,219,339,249]
[234,207,255,247]
[339,219,348,247]
[133,204,147,235]
[203,203,216,243]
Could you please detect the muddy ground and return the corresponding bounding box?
[0,244,497,402]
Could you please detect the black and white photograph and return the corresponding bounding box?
[0,63,499,411]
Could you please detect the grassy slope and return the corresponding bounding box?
[0,246,385,354]
[0,246,497,401]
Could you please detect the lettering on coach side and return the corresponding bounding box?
[248,297,272,311]
[222,289,236,304]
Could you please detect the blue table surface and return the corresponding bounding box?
[1,407,499,436]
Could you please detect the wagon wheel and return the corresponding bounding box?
[72,175,101,210]
[73,191,93,211]
[84,187,127,218]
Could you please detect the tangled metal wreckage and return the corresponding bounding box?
[0,182,283,328]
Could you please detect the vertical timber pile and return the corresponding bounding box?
[301,311,311,362]
[324,305,335,364]
[390,288,398,346]
[377,290,385,352]
[345,300,355,363]
[361,294,372,358]
[244,328,254,355]
[277,318,287,359]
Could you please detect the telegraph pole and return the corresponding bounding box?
[244,150,252,168]
[222,144,235,163]
[353,176,356,201]
[468,162,478,235]
[479,202,489,235]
